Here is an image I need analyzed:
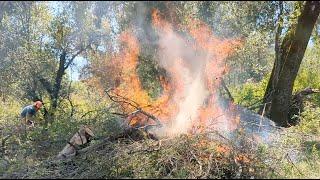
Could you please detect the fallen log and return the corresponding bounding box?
[289,87,320,125]
[56,125,95,159]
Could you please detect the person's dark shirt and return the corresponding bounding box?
[20,105,36,118]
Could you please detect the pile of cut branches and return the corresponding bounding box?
[4,131,272,179]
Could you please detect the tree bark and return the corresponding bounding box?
[268,1,320,127]
[259,1,283,116]
[51,51,67,113]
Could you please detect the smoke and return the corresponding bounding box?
[111,6,241,137]
[152,11,228,135]
[85,3,279,142]
[171,73,209,134]
[98,4,279,141]
[130,2,159,48]
[154,24,204,134]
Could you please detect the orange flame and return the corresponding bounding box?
[105,9,242,136]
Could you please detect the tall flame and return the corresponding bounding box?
[108,9,241,136]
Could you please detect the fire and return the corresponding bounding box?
[112,30,153,114]
[106,9,241,137]
[235,154,251,164]
[216,144,231,155]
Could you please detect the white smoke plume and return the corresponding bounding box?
[154,20,214,135]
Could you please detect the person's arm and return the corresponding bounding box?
[25,113,35,127]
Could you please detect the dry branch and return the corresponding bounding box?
[220,77,234,102]
[77,127,159,156]
[105,88,163,128]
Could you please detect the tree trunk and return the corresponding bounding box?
[259,1,284,116]
[52,51,66,110]
[47,51,67,123]
[268,1,320,127]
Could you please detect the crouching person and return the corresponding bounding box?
[19,101,43,134]
[57,125,94,159]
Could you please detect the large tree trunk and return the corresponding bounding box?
[266,1,320,127]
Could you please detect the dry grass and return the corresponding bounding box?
[2,129,274,179]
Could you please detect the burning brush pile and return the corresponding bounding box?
[1,9,285,179]
[26,9,282,178]
[24,10,282,178]
[99,9,280,141]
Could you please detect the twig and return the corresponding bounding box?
[247,100,263,110]
[80,104,116,119]
[105,88,163,127]
[220,77,234,102]
[258,103,267,132]
[190,150,203,175]
[286,153,304,176]
[105,88,140,109]
[202,153,213,178]
[67,75,75,119]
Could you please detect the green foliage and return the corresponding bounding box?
[230,75,268,109]
[294,44,320,106]
[196,2,279,39]
[0,80,122,177]
[226,30,274,84]
[0,97,22,126]
[297,105,320,135]
[137,50,164,99]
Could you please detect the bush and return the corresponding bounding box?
[256,104,320,179]
[230,75,268,110]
